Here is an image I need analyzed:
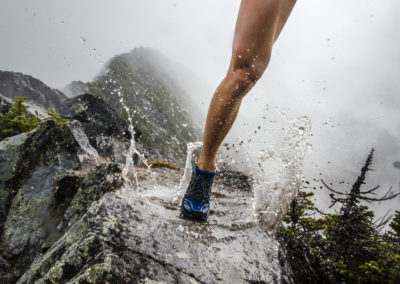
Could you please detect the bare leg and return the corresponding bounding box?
[198,0,297,171]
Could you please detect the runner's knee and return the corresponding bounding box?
[232,68,256,95]
[229,50,271,99]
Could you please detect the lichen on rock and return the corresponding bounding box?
[0,118,125,282]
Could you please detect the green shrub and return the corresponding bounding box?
[0,97,39,141]
[0,97,68,141]
[46,108,69,125]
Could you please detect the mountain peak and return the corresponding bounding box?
[0,70,67,112]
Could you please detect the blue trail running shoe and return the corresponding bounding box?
[181,165,215,221]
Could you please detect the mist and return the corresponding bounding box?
[0,0,399,213]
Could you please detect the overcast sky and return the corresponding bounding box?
[0,0,399,211]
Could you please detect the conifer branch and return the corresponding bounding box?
[321,179,346,195]
[360,185,380,195]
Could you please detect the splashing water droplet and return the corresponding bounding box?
[103,72,159,193]
[171,141,203,205]
[218,108,312,235]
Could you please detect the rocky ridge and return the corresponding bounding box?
[0,93,292,283]
[64,47,201,165]
[1,49,201,166]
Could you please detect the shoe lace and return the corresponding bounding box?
[187,173,212,202]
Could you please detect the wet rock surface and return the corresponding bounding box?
[0,118,292,282]
[0,94,12,114]
[0,120,96,281]
[59,93,162,163]
[0,133,29,231]
[58,93,135,162]
[0,119,125,282]
[18,167,292,284]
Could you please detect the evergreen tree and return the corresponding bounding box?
[0,97,68,141]
[0,97,39,140]
[46,108,68,125]
[280,149,400,283]
[280,191,327,283]
[388,211,400,242]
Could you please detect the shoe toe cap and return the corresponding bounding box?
[181,196,209,220]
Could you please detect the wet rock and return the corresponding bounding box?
[0,94,12,114]
[18,168,293,283]
[0,133,29,232]
[58,94,135,142]
[52,172,84,224]
[59,163,124,231]
[15,163,125,284]
[216,170,253,192]
[0,120,101,281]
[59,93,163,164]
[59,93,145,163]
[53,173,82,206]
[0,255,13,282]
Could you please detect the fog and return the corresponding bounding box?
[0,0,399,212]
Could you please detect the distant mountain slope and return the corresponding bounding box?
[0,48,201,165]
[0,71,67,112]
[61,80,89,98]
[65,48,201,165]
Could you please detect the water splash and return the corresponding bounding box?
[171,141,203,204]
[103,68,158,191]
[102,59,310,234]
[121,122,139,190]
[252,115,311,234]
[179,141,203,191]
[218,108,312,234]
